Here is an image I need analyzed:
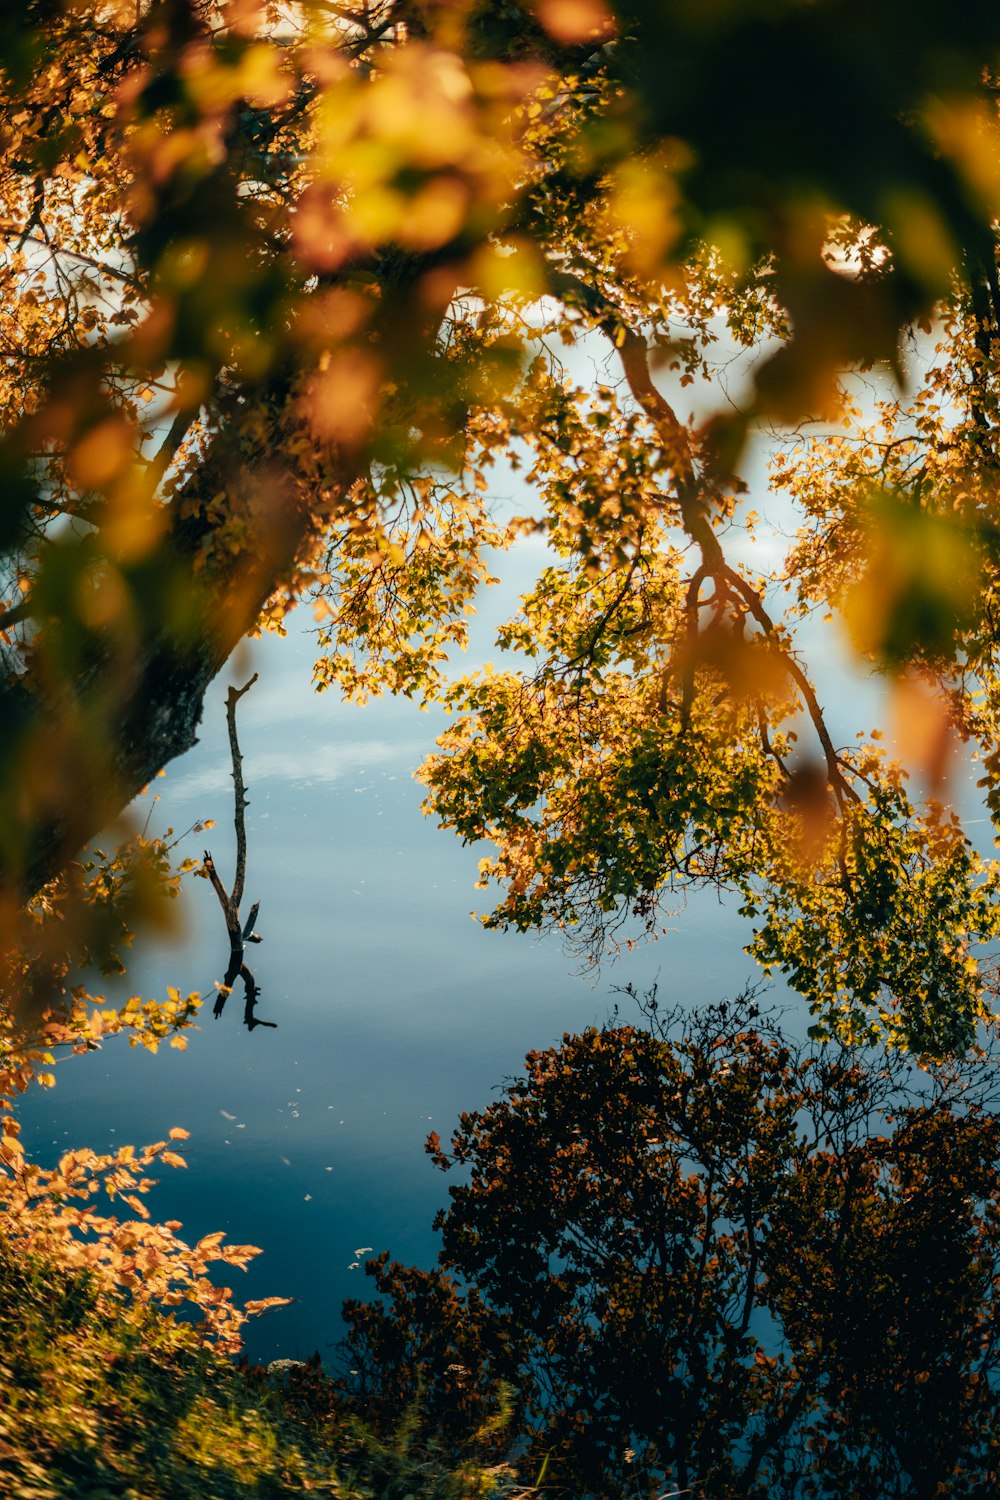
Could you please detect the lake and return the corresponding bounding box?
[12,603,766,1365]
[14,568,981,1366]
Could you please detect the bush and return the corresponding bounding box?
[0,1241,506,1498]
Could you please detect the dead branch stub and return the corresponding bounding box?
[203,673,275,1030]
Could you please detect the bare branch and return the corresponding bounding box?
[145,408,198,496]
[0,598,34,634]
[242,899,261,941]
[204,673,274,1030]
[202,851,237,934]
[226,673,258,911]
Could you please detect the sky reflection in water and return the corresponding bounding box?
[16,574,981,1365]
[14,616,761,1364]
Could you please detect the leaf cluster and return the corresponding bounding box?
[7,1,1000,1051]
[0,1243,495,1498]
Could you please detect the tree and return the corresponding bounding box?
[5,2,1000,1047]
[342,995,1000,1498]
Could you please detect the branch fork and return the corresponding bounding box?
[203,673,275,1030]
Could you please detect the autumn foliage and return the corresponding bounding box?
[3,2,1000,1052]
[8,2,1000,1491]
[0,990,289,1355]
[345,996,1000,1497]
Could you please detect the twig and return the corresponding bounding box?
[226,673,258,912]
[203,673,275,1030]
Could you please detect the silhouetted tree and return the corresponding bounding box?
[344,996,1000,1497]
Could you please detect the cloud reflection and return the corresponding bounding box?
[167,738,426,800]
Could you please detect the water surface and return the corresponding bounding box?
[17,585,980,1364]
[17,620,760,1363]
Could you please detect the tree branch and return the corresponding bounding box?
[0,598,34,634]
[202,673,274,1030]
[546,268,860,808]
[202,850,235,933]
[145,408,198,496]
[226,673,258,912]
[722,566,860,807]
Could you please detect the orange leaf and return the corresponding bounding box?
[245,1296,294,1316]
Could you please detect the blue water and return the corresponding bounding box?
[14,556,987,1365]
[15,613,765,1364]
